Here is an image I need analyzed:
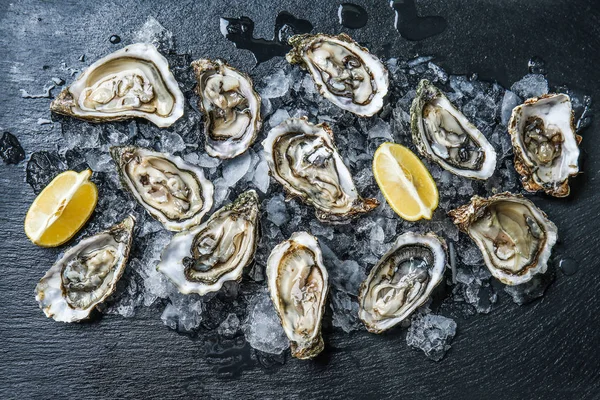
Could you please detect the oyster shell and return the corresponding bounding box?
[266,231,329,359]
[50,43,184,128]
[508,93,581,197]
[262,117,379,223]
[449,193,558,285]
[358,232,447,334]
[35,216,135,322]
[411,79,497,179]
[287,33,389,116]
[111,146,213,231]
[192,58,262,159]
[157,190,259,295]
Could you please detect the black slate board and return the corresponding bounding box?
[1,0,600,399]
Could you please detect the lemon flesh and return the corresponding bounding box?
[25,170,98,247]
[373,143,439,221]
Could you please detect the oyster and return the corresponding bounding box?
[286,33,389,116]
[358,232,447,334]
[191,59,262,159]
[508,93,581,197]
[411,80,497,179]
[157,190,259,295]
[262,117,379,223]
[111,146,213,231]
[50,43,184,128]
[266,231,329,359]
[35,216,135,322]
[449,193,558,285]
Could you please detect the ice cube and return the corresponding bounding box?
[252,159,271,194]
[330,289,362,333]
[158,131,186,153]
[302,74,317,95]
[427,62,449,83]
[268,108,291,128]
[62,123,101,151]
[242,289,289,354]
[510,74,549,99]
[222,151,252,186]
[459,243,484,266]
[133,16,175,53]
[406,313,457,361]
[367,119,393,140]
[309,219,335,240]
[266,193,289,227]
[408,56,434,68]
[217,313,241,338]
[449,75,475,97]
[260,69,290,99]
[370,224,387,257]
[195,152,222,168]
[84,149,113,172]
[500,90,522,126]
[161,292,204,332]
[134,230,175,306]
[320,241,366,295]
[212,178,231,208]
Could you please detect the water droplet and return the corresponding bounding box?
[338,3,368,29]
[220,12,313,65]
[389,0,447,41]
[558,257,579,276]
[109,35,121,44]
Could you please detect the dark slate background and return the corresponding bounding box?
[1,0,600,399]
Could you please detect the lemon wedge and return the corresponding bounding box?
[373,142,439,221]
[25,169,98,247]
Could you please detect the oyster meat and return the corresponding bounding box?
[358,232,447,334]
[35,216,135,322]
[111,146,214,231]
[508,93,581,197]
[287,33,389,116]
[51,43,184,128]
[266,231,329,359]
[192,59,262,159]
[411,79,497,179]
[262,117,379,223]
[449,193,558,285]
[157,190,259,295]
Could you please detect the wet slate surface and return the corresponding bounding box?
[1,0,600,399]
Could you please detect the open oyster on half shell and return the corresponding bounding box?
[111,146,214,232]
[266,231,329,359]
[262,117,379,223]
[192,58,262,159]
[35,216,135,322]
[358,232,447,334]
[411,80,497,180]
[449,193,558,285]
[287,33,389,116]
[508,93,581,197]
[50,43,184,128]
[157,190,259,295]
